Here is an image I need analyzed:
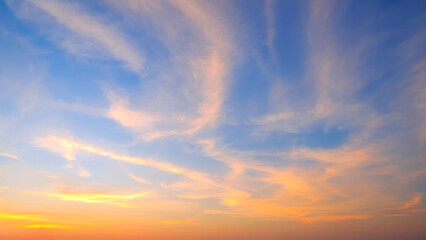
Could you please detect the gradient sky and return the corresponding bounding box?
[1,0,426,239]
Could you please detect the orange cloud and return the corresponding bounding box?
[301,214,370,222]
[400,195,422,210]
[162,217,199,225]
[195,139,399,222]
[161,180,224,200]
[221,190,250,207]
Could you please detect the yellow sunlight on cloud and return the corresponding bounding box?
[49,192,151,205]
[0,213,48,222]
[24,224,76,229]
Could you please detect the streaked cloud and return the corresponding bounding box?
[24,224,76,229]
[0,153,18,160]
[129,173,151,185]
[100,0,234,141]
[0,213,48,222]
[108,97,161,130]
[49,192,151,206]
[8,0,144,72]
[35,135,222,188]
[301,214,371,223]
[0,212,96,230]
[34,135,77,161]
[400,195,422,210]
[162,217,199,225]
[264,0,276,59]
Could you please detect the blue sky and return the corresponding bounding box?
[0,0,426,239]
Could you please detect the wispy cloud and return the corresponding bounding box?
[301,214,370,223]
[400,195,422,210]
[0,213,48,221]
[100,0,235,141]
[108,97,161,130]
[35,135,221,189]
[0,212,91,229]
[195,136,419,221]
[129,173,151,185]
[78,168,91,178]
[0,153,18,160]
[162,217,199,225]
[9,0,144,72]
[24,224,76,229]
[49,192,151,206]
[34,135,77,161]
[264,0,276,60]
[173,0,231,134]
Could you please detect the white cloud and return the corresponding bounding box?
[9,0,144,72]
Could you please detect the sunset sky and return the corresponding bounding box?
[1,0,426,239]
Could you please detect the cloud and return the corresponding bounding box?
[35,135,221,189]
[195,136,417,221]
[301,214,370,222]
[108,96,161,129]
[24,224,76,229]
[160,180,224,200]
[106,95,179,141]
[101,0,235,141]
[0,212,85,229]
[253,112,294,125]
[129,173,151,185]
[34,135,77,161]
[252,0,383,138]
[0,213,48,221]
[169,0,233,134]
[400,195,422,210]
[49,192,151,206]
[221,189,250,207]
[203,209,235,215]
[2,0,426,235]
[35,136,260,209]
[78,168,91,178]
[183,52,228,135]
[264,0,276,59]
[406,59,426,142]
[162,217,199,225]
[0,153,18,160]
[9,0,144,72]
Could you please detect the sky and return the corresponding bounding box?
[0,0,426,239]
